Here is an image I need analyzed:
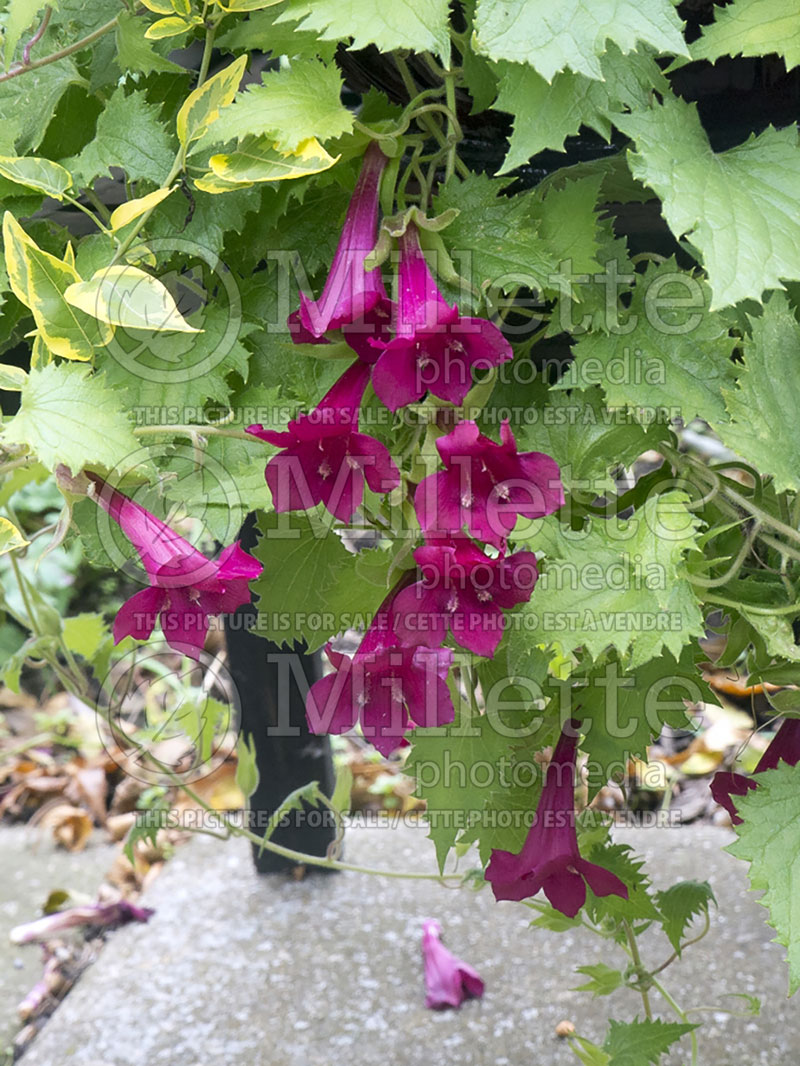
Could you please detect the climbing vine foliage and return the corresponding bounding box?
[1,1,800,1059]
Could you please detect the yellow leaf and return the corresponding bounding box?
[64,264,201,333]
[109,186,176,231]
[2,211,36,306]
[193,172,254,194]
[0,517,29,556]
[144,15,196,39]
[177,54,248,148]
[141,0,174,11]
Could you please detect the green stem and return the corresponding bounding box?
[0,14,121,83]
[0,732,55,759]
[622,920,653,1021]
[651,977,698,1066]
[62,193,110,235]
[133,423,256,441]
[8,553,37,633]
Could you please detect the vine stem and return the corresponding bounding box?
[0,14,121,83]
[133,424,257,441]
[651,977,699,1066]
[622,920,653,1021]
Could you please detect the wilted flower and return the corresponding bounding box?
[710,718,800,824]
[391,537,538,658]
[289,141,392,358]
[421,918,485,1009]
[415,419,564,549]
[10,900,154,944]
[87,472,262,660]
[371,221,512,410]
[305,589,453,756]
[485,722,628,917]
[247,361,400,522]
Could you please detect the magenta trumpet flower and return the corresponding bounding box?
[289,141,393,360]
[710,718,800,825]
[415,420,564,550]
[485,722,628,917]
[371,222,513,410]
[247,361,400,523]
[305,589,454,756]
[87,473,262,660]
[421,919,485,1009]
[391,537,538,658]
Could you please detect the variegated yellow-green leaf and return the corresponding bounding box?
[0,363,27,390]
[141,0,174,12]
[109,186,176,230]
[30,333,49,368]
[209,135,338,183]
[2,211,35,304]
[64,265,202,333]
[217,0,286,9]
[172,0,192,13]
[193,172,255,194]
[176,54,248,148]
[0,156,72,198]
[145,14,198,38]
[0,517,29,556]
[3,213,112,361]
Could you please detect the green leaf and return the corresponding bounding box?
[728,761,800,994]
[0,362,27,389]
[654,880,716,954]
[572,963,624,997]
[124,812,165,864]
[251,512,393,651]
[0,58,85,153]
[690,0,800,72]
[2,0,46,70]
[512,491,705,668]
[0,516,28,555]
[217,7,338,62]
[495,45,667,170]
[235,732,260,801]
[0,363,140,474]
[208,135,338,184]
[719,293,800,493]
[115,9,186,75]
[68,87,175,185]
[473,0,687,80]
[0,155,71,197]
[602,1018,698,1066]
[177,53,247,148]
[62,612,110,661]
[277,0,451,57]
[200,58,352,153]
[510,386,668,495]
[64,265,201,333]
[578,647,708,797]
[617,95,800,309]
[557,259,737,425]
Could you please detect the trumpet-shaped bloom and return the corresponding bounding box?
[421,919,485,1009]
[290,141,392,356]
[485,723,628,917]
[371,222,512,410]
[247,361,400,523]
[415,420,564,549]
[391,537,538,658]
[305,589,453,756]
[87,472,262,660]
[710,718,800,824]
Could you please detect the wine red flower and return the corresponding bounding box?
[391,537,538,658]
[289,141,392,360]
[485,723,628,917]
[305,590,453,756]
[86,472,262,660]
[247,361,400,523]
[415,419,564,549]
[421,919,485,1009]
[371,222,512,410]
[710,718,800,824]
